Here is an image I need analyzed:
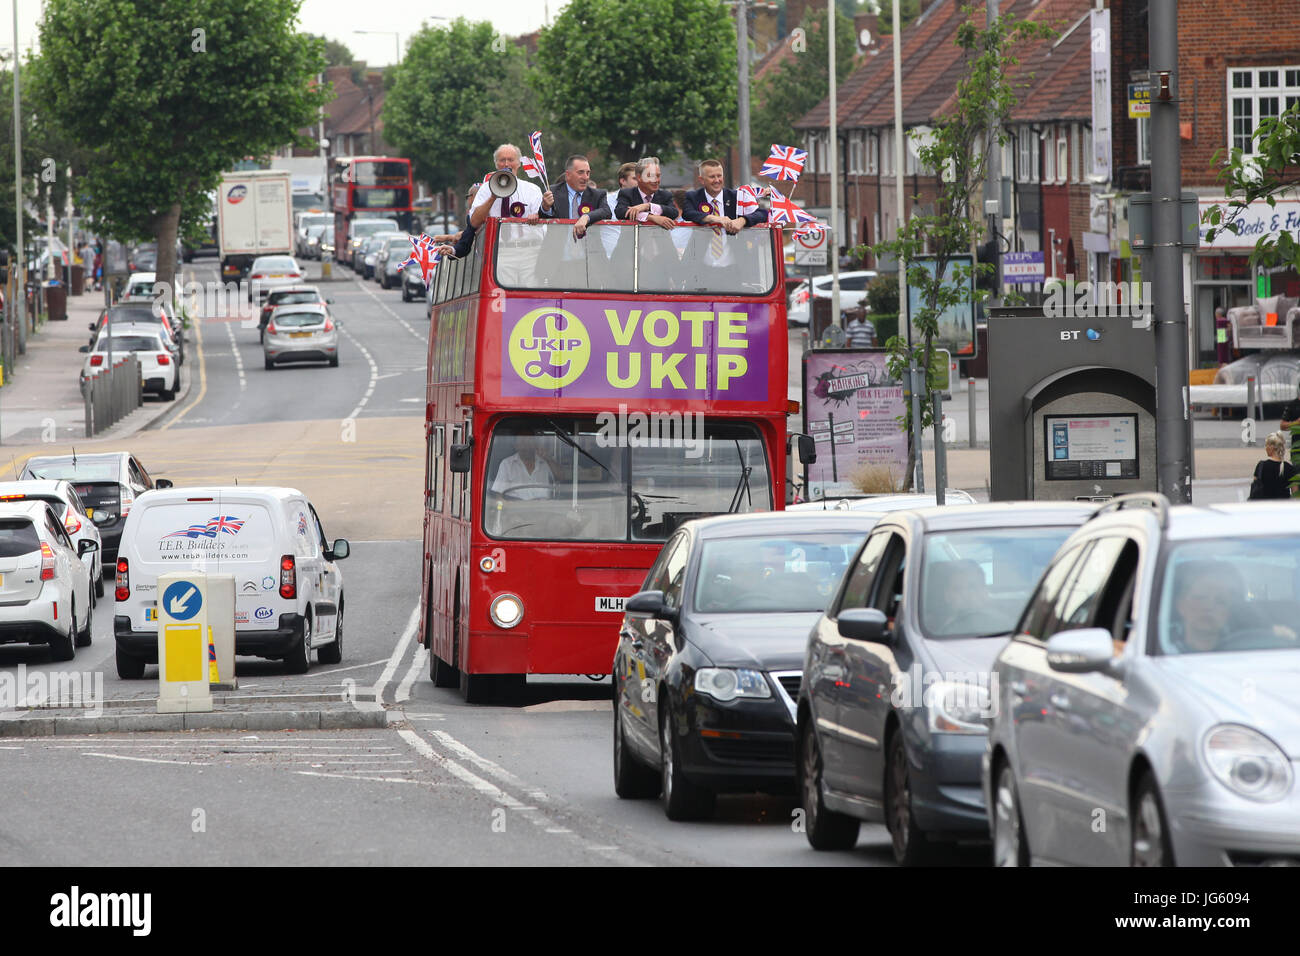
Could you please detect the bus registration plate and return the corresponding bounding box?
[595,596,626,613]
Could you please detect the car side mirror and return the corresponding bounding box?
[88,322,97,331]
[329,538,350,560]
[625,589,678,624]
[449,443,472,473]
[78,539,99,556]
[155,479,172,489]
[837,607,888,642]
[1046,628,1118,674]
[78,345,89,353]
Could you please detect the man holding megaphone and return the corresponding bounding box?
[469,143,550,229]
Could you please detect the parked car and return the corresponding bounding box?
[295,213,333,259]
[0,501,96,660]
[787,490,979,512]
[248,255,305,303]
[89,303,184,367]
[402,260,427,303]
[113,486,349,678]
[361,233,405,280]
[797,501,1095,863]
[303,223,329,260]
[257,285,330,342]
[0,480,103,597]
[127,240,183,275]
[81,326,179,400]
[120,271,161,304]
[344,218,400,269]
[262,304,339,369]
[985,494,1300,867]
[377,235,414,289]
[788,271,878,326]
[614,512,883,819]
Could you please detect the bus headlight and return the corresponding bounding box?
[490,593,524,629]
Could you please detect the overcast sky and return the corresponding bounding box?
[5,1,568,66]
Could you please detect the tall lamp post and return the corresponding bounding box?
[11,0,25,356]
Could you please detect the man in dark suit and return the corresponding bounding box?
[541,155,610,240]
[680,159,769,232]
[613,158,678,227]
[612,158,679,290]
[680,159,771,291]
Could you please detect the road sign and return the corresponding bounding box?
[793,227,828,266]
[157,573,213,713]
[162,580,203,621]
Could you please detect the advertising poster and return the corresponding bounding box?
[802,350,908,495]
[906,254,976,356]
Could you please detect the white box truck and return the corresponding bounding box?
[218,169,293,282]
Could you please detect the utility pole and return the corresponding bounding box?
[12,0,25,355]
[984,0,1002,302]
[736,0,751,179]
[1150,0,1190,502]
[829,1,840,325]
[892,0,922,491]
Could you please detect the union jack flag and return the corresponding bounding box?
[767,190,817,226]
[529,130,548,183]
[760,144,808,182]
[163,515,246,539]
[519,155,541,180]
[736,184,761,216]
[793,219,828,239]
[398,234,442,281]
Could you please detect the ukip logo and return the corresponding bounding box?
[508,307,590,390]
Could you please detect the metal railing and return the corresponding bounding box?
[83,354,143,436]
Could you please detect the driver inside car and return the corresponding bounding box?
[490,433,556,500]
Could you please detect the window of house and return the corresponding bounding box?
[881,128,894,177]
[1228,66,1300,153]
[1057,131,1069,183]
[1018,127,1038,183]
[1082,125,1093,179]
[867,133,878,174]
[1071,124,1082,182]
[848,132,863,174]
[1043,126,1057,182]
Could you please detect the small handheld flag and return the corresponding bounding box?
[760,144,808,183]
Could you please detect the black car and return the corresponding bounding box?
[20,453,171,569]
[613,512,882,820]
[796,502,1094,864]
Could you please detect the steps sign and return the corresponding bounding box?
[162,580,203,621]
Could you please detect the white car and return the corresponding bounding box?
[788,270,878,326]
[787,489,978,512]
[81,326,179,400]
[248,255,305,303]
[0,480,104,597]
[345,218,400,268]
[0,501,96,660]
[113,486,349,678]
[263,304,339,369]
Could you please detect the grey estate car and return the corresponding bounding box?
[985,494,1300,866]
[797,501,1094,864]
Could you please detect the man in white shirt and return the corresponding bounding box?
[490,434,555,500]
[469,143,551,228]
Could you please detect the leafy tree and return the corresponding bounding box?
[32,0,328,302]
[1204,103,1300,274]
[532,0,737,161]
[875,0,924,35]
[866,8,1054,490]
[752,4,856,150]
[384,19,537,195]
[317,35,357,68]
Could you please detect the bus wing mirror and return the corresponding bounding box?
[449,443,472,473]
[790,434,817,465]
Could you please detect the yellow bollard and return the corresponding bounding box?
[321,261,332,279]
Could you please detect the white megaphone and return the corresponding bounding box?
[488,168,517,198]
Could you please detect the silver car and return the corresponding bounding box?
[985,494,1300,866]
[262,304,339,369]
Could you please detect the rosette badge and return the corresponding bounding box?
[699,202,713,215]
[509,201,526,217]
[578,203,592,216]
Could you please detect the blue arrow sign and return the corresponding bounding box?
[163,581,203,621]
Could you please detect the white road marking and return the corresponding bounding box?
[82,752,207,766]
[295,771,432,785]
[354,278,429,344]
[372,605,421,701]
[395,645,427,702]
[224,320,246,391]
[315,657,390,675]
[0,745,24,749]
[429,730,550,804]
[337,321,380,421]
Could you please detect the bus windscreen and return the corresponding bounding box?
[352,161,410,186]
[492,222,776,296]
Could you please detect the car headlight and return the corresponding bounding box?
[926,681,994,734]
[489,593,523,629]
[693,668,771,702]
[1203,725,1293,802]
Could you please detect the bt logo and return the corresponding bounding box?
[1060,328,1102,341]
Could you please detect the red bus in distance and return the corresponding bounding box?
[330,156,415,267]
[421,217,791,702]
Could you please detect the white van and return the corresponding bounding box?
[112,486,348,679]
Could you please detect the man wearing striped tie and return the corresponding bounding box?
[680,160,770,282]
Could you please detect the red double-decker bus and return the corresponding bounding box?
[421,217,791,702]
[330,156,415,267]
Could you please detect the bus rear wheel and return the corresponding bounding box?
[459,672,525,705]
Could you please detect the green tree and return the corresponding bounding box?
[875,0,924,34]
[752,4,856,150]
[532,0,737,161]
[32,0,328,302]
[1204,103,1300,274]
[867,8,1053,489]
[384,19,537,196]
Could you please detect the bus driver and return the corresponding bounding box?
[490,433,556,500]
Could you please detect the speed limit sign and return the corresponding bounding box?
[792,227,828,266]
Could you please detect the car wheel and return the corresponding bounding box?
[992,761,1030,866]
[800,719,860,850]
[1131,772,1174,866]
[659,698,715,820]
[284,615,311,674]
[95,573,105,599]
[75,588,93,647]
[328,355,339,368]
[49,597,76,661]
[884,729,935,866]
[613,697,660,799]
[401,287,411,303]
[264,356,274,370]
[317,602,343,665]
[164,382,177,401]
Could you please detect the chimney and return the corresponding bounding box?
[854,12,878,47]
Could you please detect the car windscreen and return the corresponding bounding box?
[97,335,162,352]
[694,533,868,613]
[24,459,120,482]
[919,527,1076,639]
[269,291,321,306]
[0,518,40,557]
[1156,537,1300,654]
[106,306,160,324]
[483,416,772,543]
[272,311,325,328]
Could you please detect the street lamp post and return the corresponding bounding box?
[12,0,25,356]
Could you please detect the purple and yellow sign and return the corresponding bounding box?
[501,300,769,401]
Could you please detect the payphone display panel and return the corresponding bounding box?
[1043,413,1139,481]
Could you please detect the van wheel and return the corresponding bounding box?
[116,645,146,679]
[284,616,311,674]
[75,589,93,647]
[49,599,76,662]
[317,602,343,665]
[95,574,105,599]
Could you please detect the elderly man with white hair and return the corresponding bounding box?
[469,142,552,229]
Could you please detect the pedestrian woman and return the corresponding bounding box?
[1248,431,1298,499]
